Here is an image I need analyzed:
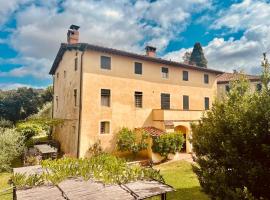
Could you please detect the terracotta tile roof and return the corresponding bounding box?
[49,43,223,75]
[217,72,261,84]
[136,127,165,137]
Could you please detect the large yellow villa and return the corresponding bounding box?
[49,25,223,158]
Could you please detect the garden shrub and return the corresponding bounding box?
[87,140,103,157]
[16,118,63,140]
[16,121,43,140]
[191,66,270,199]
[0,128,25,172]
[0,118,13,128]
[116,127,148,156]
[152,132,184,158]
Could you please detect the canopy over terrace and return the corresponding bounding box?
[13,166,174,200]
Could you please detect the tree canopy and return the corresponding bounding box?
[189,42,208,68]
[0,86,53,122]
[191,55,270,199]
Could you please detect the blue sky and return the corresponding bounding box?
[1,0,270,90]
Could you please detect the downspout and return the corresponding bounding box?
[77,45,86,158]
[52,76,55,119]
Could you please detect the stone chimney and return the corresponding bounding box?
[145,46,156,57]
[67,24,80,44]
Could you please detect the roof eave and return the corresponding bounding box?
[49,43,224,75]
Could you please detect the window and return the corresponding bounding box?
[56,96,59,109]
[101,89,110,107]
[204,97,209,110]
[75,57,78,71]
[134,91,143,108]
[204,74,209,84]
[256,83,262,92]
[56,73,59,79]
[183,71,188,81]
[183,95,189,110]
[161,93,170,109]
[100,56,111,70]
[161,67,169,79]
[64,71,66,78]
[134,62,142,75]
[225,85,230,92]
[100,121,110,134]
[74,89,77,106]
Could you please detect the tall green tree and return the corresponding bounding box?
[41,86,53,104]
[189,42,208,68]
[191,54,270,199]
[182,51,191,64]
[0,87,42,122]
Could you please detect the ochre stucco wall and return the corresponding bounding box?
[77,50,218,157]
[52,50,81,157]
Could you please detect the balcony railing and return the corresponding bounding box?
[152,109,205,121]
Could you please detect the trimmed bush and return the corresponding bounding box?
[116,127,148,156]
[0,128,25,172]
[152,132,185,158]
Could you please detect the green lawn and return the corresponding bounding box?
[0,172,12,200]
[150,161,209,200]
[0,158,22,200]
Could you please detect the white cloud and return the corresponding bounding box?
[212,0,270,31]
[165,0,270,74]
[0,83,43,90]
[0,57,51,79]
[1,0,211,81]
[0,0,23,25]
[164,33,264,74]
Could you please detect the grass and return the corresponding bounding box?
[0,172,12,200]
[0,158,23,200]
[149,160,209,200]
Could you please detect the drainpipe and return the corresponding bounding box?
[77,45,86,158]
[52,76,55,119]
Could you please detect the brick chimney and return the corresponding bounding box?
[145,46,156,57]
[67,25,80,44]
